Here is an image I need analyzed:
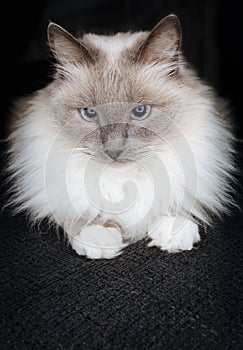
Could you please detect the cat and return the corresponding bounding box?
[7,14,235,259]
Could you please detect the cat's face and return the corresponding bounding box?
[47,15,190,164]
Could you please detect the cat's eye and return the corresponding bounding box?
[130,105,151,120]
[80,108,98,121]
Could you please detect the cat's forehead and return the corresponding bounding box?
[82,32,148,60]
[59,61,174,107]
[57,31,178,107]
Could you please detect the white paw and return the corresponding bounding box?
[148,216,200,252]
[70,225,125,259]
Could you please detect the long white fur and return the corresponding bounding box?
[7,31,236,258]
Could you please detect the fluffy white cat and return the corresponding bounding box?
[7,15,235,258]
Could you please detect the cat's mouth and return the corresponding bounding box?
[86,150,135,167]
[108,159,132,168]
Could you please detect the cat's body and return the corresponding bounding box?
[8,15,235,258]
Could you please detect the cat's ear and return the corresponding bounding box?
[135,14,181,66]
[47,22,93,65]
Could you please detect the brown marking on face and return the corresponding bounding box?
[100,123,128,144]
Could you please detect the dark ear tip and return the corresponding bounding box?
[47,21,56,31]
[151,14,181,37]
[47,22,72,46]
[166,13,179,20]
[163,13,181,27]
[47,22,58,42]
[47,22,62,35]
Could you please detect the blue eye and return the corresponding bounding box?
[80,108,98,121]
[131,105,151,120]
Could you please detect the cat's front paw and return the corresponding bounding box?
[70,225,125,259]
[148,216,200,253]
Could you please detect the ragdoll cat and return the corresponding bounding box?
[8,14,235,259]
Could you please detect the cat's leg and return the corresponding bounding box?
[147,216,200,252]
[69,221,126,259]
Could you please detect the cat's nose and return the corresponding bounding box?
[105,149,123,160]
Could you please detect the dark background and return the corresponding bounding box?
[0,1,242,349]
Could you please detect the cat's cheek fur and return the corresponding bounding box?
[69,225,126,259]
[147,216,200,252]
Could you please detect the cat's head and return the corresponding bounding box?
[46,14,196,164]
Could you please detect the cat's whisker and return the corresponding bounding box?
[74,147,90,151]
[70,155,92,160]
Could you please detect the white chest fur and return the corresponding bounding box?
[65,158,164,239]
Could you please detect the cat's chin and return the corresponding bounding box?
[108,160,132,168]
[90,156,133,168]
[91,156,133,168]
